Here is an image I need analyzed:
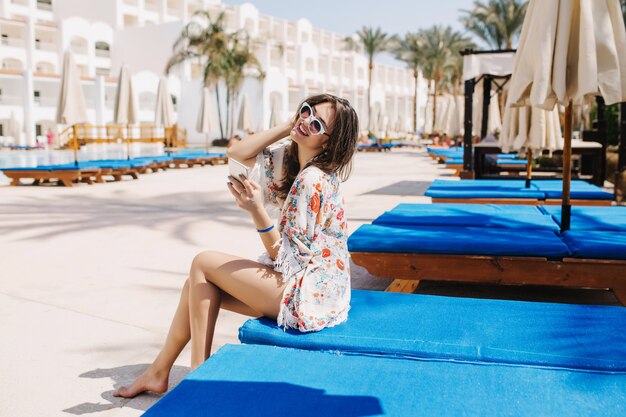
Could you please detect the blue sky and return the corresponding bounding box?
[223,0,477,36]
[223,0,479,64]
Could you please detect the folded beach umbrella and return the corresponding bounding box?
[472,81,502,138]
[113,65,137,125]
[443,95,463,137]
[268,95,282,129]
[155,76,175,128]
[237,94,253,132]
[508,0,626,231]
[394,115,404,134]
[56,49,88,166]
[500,105,563,187]
[197,87,213,152]
[8,111,21,144]
[433,94,449,134]
[113,65,138,159]
[423,96,433,135]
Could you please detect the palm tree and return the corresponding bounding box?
[345,27,396,127]
[166,11,230,139]
[394,32,425,133]
[421,26,472,132]
[222,33,265,138]
[460,0,527,50]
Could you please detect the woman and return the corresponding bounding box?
[113,94,359,398]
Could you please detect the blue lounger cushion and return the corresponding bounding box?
[561,231,626,260]
[372,203,559,230]
[144,344,626,417]
[173,152,225,160]
[239,290,626,372]
[428,179,537,191]
[497,158,527,165]
[87,159,152,168]
[532,180,613,200]
[541,206,626,231]
[1,163,100,171]
[426,189,546,199]
[347,224,570,257]
[444,158,463,165]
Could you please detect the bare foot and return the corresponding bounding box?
[113,367,169,398]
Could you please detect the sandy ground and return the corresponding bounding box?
[0,148,618,417]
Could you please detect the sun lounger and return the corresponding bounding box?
[426,179,613,205]
[87,159,152,180]
[372,203,559,230]
[132,156,174,172]
[170,152,227,168]
[240,290,626,372]
[348,204,626,303]
[1,163,102,187]
[143,343,626,417]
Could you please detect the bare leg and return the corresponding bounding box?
[188,275,221,369]
[113,273,265,398]
[188,250,287,368]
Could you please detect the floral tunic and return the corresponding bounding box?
[251,142,351,332]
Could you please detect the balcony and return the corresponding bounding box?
[35,96,57,107]
[1,37,26,48]
[95,49,110,58]
[35,41,56,52]
[0,95,22,105]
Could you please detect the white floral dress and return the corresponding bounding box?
[251,142,351,332]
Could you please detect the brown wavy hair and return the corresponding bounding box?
[276,94,359,201]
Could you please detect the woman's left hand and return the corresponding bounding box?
[227,175,264,213]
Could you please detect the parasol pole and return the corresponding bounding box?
[205,133,209,154]
[560,100,573,233]
[525,147,533,188]
[72,124,79,167]
[616,102,626,203]
[126,125,132,160]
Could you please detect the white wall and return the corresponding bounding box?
[53,0,118,27]
[111,20,184,76]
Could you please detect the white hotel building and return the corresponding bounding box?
[0,0,427,147]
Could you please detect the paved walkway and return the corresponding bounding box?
[0,148,616,416]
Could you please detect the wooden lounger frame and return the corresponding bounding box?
[431,197,613,206]
[350,252,626,305]
[5,169,86,187]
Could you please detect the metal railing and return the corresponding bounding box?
[58,123,188,149]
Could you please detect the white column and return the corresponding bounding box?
[24,17,35,69]
[0,0,9,17]
[137,0,146,26]
[23,70,35,146]
[95,75,106,125]
[180,0,188,21]
[159,0,167,23]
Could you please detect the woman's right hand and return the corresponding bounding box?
[227,175,264,214]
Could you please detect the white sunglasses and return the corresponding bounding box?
[299,102,330,136]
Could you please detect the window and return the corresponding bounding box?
[34,91,41,103]
[36,124,42,136]
[95,67,110,76]
[95,41,110,57]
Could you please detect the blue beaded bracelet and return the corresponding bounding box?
[257,224,275,233]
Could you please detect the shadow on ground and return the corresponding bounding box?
[362,181,432,197]
[63,364,190,415]
[0,191,248,246]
